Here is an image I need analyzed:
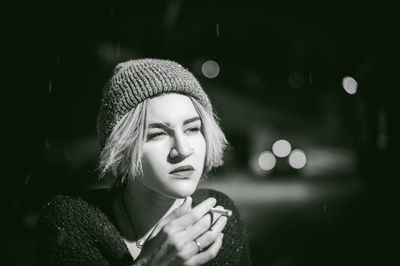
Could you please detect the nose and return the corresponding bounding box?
[169,131,194,159]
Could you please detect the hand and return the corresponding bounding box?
[136,196,228,266]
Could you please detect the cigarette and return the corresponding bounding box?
[210,208,232,217]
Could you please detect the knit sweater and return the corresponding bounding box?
[37,188,251,265]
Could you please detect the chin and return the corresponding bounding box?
[166,182,198,198]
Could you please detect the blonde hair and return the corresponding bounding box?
[190,98,227,172]
[98,95,228,187]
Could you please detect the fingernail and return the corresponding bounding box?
[180,197,186,206]
[182,196,191,206]
[210,197,216,205]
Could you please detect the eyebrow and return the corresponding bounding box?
[148,116,201,130]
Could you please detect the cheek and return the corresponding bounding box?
[194,135,207,160]
[142,144,170,173]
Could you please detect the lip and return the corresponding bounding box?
[169,165,195,176]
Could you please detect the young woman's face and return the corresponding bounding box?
[139,93,206,198]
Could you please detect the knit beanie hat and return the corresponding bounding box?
[96,58,213,149]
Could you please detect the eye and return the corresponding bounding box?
[147,131,167,141]
[185,126,201,135]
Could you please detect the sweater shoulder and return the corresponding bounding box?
[40,194,89,223]
[37,191,131,265]
[38,190,115,234]
[43,193,93,213]
[41,192,96,217]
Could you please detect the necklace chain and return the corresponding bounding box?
[120,193,156,249]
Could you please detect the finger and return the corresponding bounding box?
[176,206,225,245]
[190,215,228,249]
[174,196,192,216]
[177,214,227,260]
[165,238,199,262]
[185,233,224,266]
[168,197,216,234]
[151,196,192,237]
[186,205,223,233]
[144,207,219,265]
[210,205,223,225]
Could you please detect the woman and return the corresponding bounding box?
[38,59,251,265]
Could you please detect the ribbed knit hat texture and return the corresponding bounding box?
[96,58,212,149]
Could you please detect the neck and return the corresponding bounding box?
[120,179,181,238]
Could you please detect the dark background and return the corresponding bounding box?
[5,0,398,265]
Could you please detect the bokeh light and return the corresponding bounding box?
[288,149,307,169]
[342,76,358,94]
[258,151,276,171]
[272,139,292,157]
[201,60,220,78]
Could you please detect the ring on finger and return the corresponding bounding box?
[195,239,202,252]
